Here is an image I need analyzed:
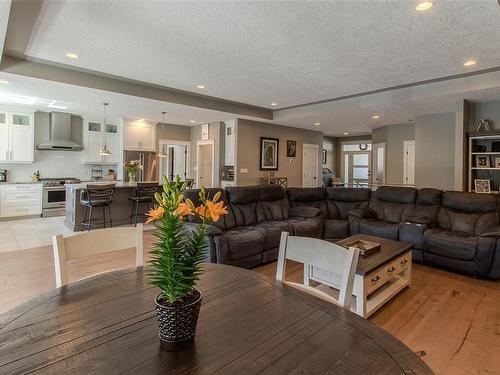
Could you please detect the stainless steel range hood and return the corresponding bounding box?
[37,112,83,151]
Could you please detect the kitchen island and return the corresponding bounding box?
[64,181,162,231]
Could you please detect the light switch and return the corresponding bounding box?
[240,168,248,173]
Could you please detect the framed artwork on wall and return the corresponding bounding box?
[322,149,327,164]
[474,179,491,193]
[260,137,279,170]
[286,140,297,157]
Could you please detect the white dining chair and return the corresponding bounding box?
[52,224,144,288]
[276,232,359,309]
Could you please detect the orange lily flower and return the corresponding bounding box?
[175,200,194,217]
[205,200,228,222]
[145,206,165,224]
[195,204,210,220]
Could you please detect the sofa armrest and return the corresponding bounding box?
[183,222,223,236]
[403,215,433,227]
[289,207,321,218]
[479,225,500,238]
[348,207,376,219]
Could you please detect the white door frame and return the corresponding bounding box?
[302,143,320,187]
[372,142,386,188]
[340,140,372,185]
[403,140,416,186]
[196,140,215,188]
[158,139,191,181]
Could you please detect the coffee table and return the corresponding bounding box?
[311,234,413,318]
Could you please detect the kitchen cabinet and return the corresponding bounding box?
[123,121,156,151]
[0,111,34,163]
[224,120,235,166]
[0,184,42,218]
[84,121,121,164]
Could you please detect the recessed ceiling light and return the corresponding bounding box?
[189,120,196,123]
[48,101,67,110]
[314,122,320,126]
[343,132,349,135]
[416,1,434,11]
[372,115,380,119]
[270,102,278,106]
[464,59,477,67]
[0,79,9,85]
[196,85,205,89]
[65,53,79,59]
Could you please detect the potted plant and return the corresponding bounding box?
[145,176,228,351]
[124,160,142,183]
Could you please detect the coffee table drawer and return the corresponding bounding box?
[364,268,388,294]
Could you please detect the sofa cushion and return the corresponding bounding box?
[257,185,289,221]
[184,188,236,230]
[213,227,265,262]
[226,187,259,226]
[254,221,293,250]
[325,188,371,219]
[323,219,349,239]
[369,186,417,224]
[423,228,478,261]
[286,217,322,238]
[287,188,327,217]
[405,188,442,226]
[359,219,399,240]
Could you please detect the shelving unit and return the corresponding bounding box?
[468,132,500,193]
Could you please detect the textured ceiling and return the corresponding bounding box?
[0,0,11,59]
[5,0,500,109]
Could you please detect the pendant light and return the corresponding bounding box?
[99,103,112,156]
[158,111,168,158]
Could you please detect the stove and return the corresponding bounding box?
[41,177,81,217]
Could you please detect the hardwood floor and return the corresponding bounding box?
[0,231,499,374]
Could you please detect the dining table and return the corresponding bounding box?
[0,264,433,374]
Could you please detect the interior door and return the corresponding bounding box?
[403,141,416,185]
[372,143,385,189]
[347,151,371,188]
[197,143,213,188]
[302,144,319,187]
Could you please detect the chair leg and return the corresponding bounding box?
[82,205,88,229]
[103,206,106,229]
[108,205,113,228]
[88,206,93,231]
[134,201,140,227]
[129,201,135,225]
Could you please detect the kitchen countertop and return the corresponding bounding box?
[0,181,42,185]
[65,181,161,190]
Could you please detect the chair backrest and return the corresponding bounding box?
[276,232,359,308]
[87,184,115,203]
[52,224,144,288]
[135,182,158,198]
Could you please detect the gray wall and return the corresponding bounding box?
[156,123,191,144]
[322,136,337,175]
[469,99,500,132]
[236,119,323,187]
[415,112,456,190]
[372,123,415,184]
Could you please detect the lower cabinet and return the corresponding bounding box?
[0,184,42,218]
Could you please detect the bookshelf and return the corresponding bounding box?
[468,132,500,193]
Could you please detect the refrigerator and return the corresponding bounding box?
[123,151,159,182]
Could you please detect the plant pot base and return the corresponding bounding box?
[159,334,195,351]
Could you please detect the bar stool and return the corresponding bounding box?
[129,182,158,226]
[81,184,115,231]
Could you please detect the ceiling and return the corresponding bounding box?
[1,0,500,136]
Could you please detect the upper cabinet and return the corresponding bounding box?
[84,120,121,164]
[224,120,235,166]
[0,111,34,163]
[123,120,156,152]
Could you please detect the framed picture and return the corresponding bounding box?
[286,140,297,157]
[475,155,490,168]
[495,157,500,168]
[475,179,491,193]
[260,137,279,170]
[201,123,209,140]
[322,149,327,164]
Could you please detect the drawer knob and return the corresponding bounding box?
[388,266,396,273]
[371,275,380,282]
[401,259,408,265]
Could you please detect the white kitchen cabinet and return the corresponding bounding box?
[0,184,42,218]
[123,121,156,151]
[0,111,34,163]
[224,120,235,166]
[84,121,121,164]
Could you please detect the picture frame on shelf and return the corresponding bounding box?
[475,179,491,194]
[475,155,490,168]
[495,157,500,168]
[260,137,279,170]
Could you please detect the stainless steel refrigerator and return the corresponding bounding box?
[123,151,159,182]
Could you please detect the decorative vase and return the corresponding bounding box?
[155,289,202,351]
[128,173,136,183]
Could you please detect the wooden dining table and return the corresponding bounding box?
[0,264,433,374]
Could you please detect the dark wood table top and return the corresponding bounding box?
[0,264,432,375]
[337,234,414,276]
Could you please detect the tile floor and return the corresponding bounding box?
[0,216,154,253]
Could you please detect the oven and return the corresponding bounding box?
[42,186,66,217]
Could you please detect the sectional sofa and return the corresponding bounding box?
[184,185,500,280]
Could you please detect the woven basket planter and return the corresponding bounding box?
[155,289,202,351]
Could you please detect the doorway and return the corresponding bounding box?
[302,144,319,187]
[403,140,416,186]
[341,142,372,188]
[196,140,215,188]
[158,140,191,182]
[372,143,386,189]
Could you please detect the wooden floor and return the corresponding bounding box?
[1,231,499,375]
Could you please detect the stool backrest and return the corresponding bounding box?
[135,182,159,198]
[52,224,144,288]
[87,184,115,203]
